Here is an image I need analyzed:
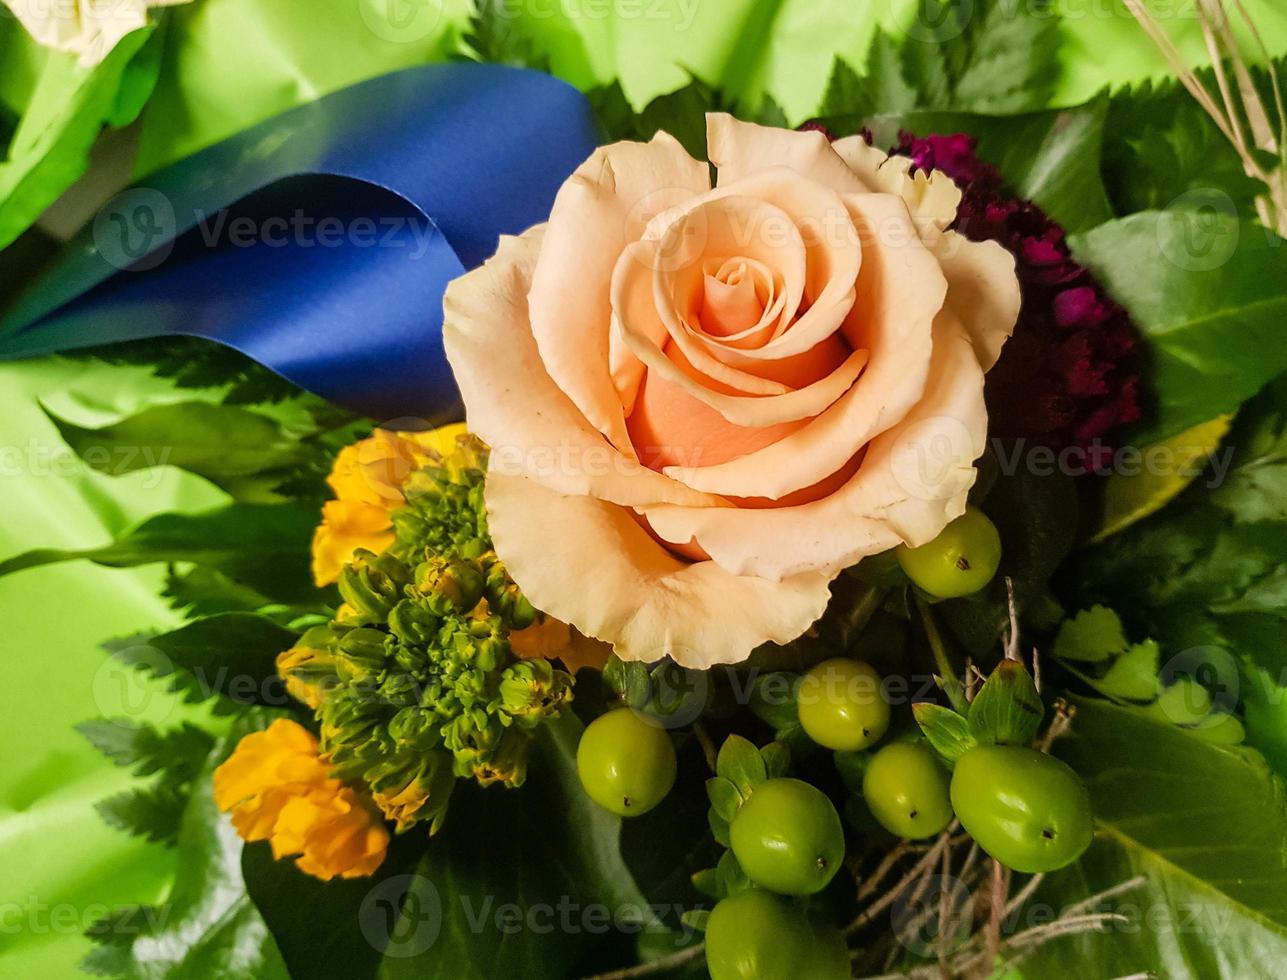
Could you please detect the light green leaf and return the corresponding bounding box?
[1053,606,1129,664]
[912,702,976,764]
[715,734,767,797]
[1095,641,1162,702]
[1212,377,1287,525]
[968,660,1044,746]
[760,741,790,780]
[705,777,742,824]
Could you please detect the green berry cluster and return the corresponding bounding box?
[280,435,572,835]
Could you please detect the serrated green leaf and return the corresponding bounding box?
[77,718,215,780]
[967,660,1044,746]
[912,702,977,764]
[705,776,743,824]
[95,783,189,845]
[47,401,306,503]
[715,734,768,797]
[1096,641,1162,702]
[457,0,549,70]
[163,564,270,617]
[0,503,324,604]
[102,613,298,709]
[1053,606,1129,664]
[82,718,291,980]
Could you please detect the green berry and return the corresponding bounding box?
[896,506,1002,598]
[704,890,847,980]
[950,744,1093,873]
[798,658,890,751]
[729,778,845,896]
[576,708,676,817]
[862,741,954,839]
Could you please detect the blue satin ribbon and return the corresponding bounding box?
[0,63,598,423]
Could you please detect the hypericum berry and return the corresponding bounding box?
[797,658,890,751]
[862,742,954,840]
[704,890,847,980]
[576,707,676,817]
[950,744,1093,873]
[896,506,1002,598]
[729,778,845,896]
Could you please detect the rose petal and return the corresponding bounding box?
[644,311,987,580]
[933,231,1021,370]
[707,113,871,195]
[528,132,711,453]
[485,472,834,667]
[443,226,721,509]
[831,136,963,242]
[656,191,945,500]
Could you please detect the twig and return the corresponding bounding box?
[578,943,704,979]
[1004,578,1020,662]
[693,723,718,773]
[857,841,915,903]
[848,824,959,931]
[916,596,970,713]
[1003,872,1046,919]
[1034,699,1074,753]
[937,839,953,979]
[979,861,1007,978]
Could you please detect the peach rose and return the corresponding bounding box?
[444,115,1020,668]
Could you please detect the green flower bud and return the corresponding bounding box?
[337,550,411,622]
[334,627,390,683]
[499,659,574,727]
[415,556,486,613]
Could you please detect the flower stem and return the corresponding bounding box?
[915,595,969,714]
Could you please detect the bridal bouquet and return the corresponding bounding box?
[2,0,1287,977]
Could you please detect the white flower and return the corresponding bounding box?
[2,0,192,67]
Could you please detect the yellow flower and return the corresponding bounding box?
[275,643,334,710]
[311,423,468,585]
[213,719,388,880]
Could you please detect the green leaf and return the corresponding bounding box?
[1212,377,1287,525]
[1019,698,1287,973]
[759,741,790,780]
[0,27,161,249]
[602,655,653,710]
[0,503,324,604]
[163,565,271,617]
[912,702,977,764]
[1069,212,1287,446]
[94,783,189,845]
[1095,641,1162,702]
[1102,69,1274,225]
[1052,606,1129,664]
[47,401,306,502]
[705,777,743,824]
[77,718,215,779]
[458,0,549,70]
[715,849,750,898]
[1092,414,1234,541]
[378,712,651,979]
[715,734,767,797]
[967,660,1044,746]
[102,613,299,709]
[84,722,291,980]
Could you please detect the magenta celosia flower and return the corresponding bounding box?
[892,132,1142,458]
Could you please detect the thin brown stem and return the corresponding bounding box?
[578,943,704,980]
[848,824,959,931]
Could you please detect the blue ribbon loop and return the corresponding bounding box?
[0,63,598,423]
